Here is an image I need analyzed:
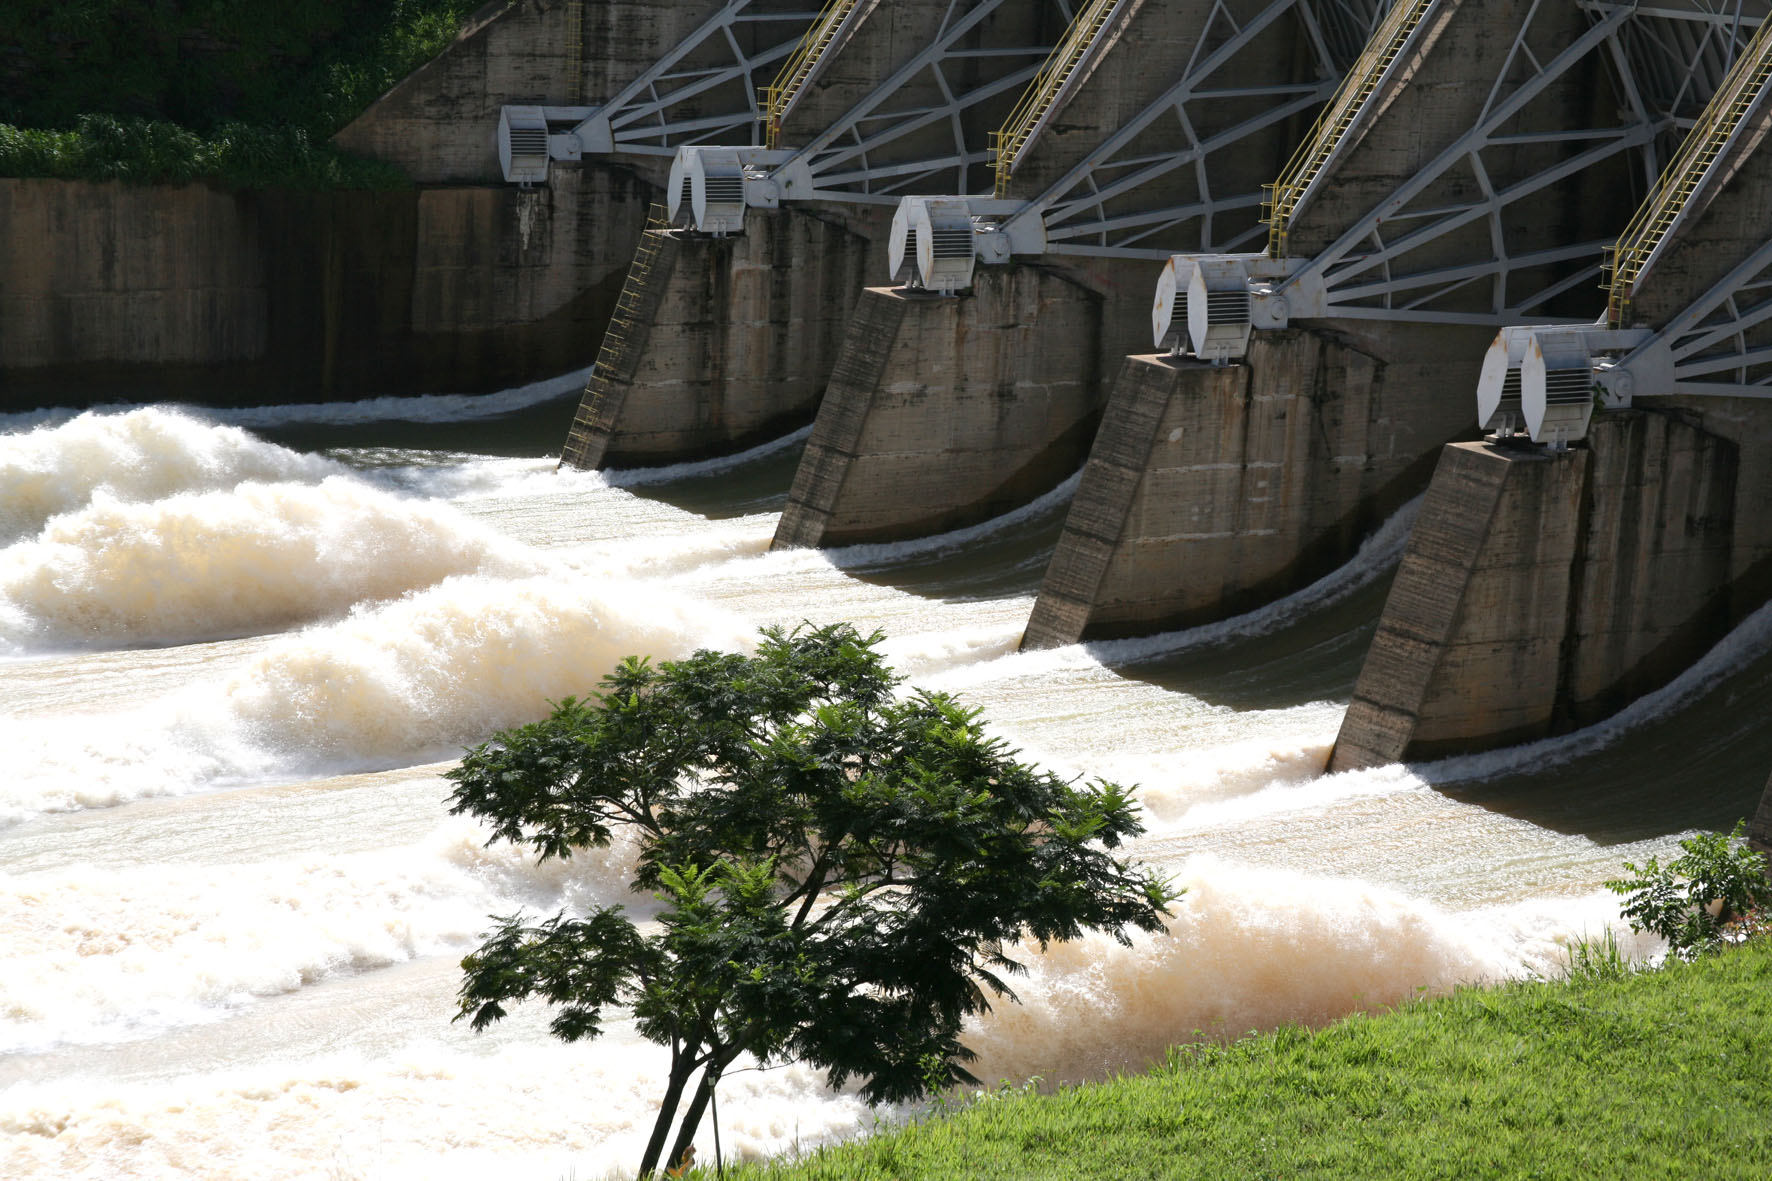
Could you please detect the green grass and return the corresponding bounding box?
[735,937,1772,1180]
[0,1,481,187]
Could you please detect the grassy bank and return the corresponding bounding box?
[737,938,1772,1179]
[0,1,480,187]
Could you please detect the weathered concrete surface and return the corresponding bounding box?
[0,171,649,406]
[773,269,1104,548]
[1027,332,1392,644]
[561,208,874,468]
[1330,411,1740,771]
[1624,89,1772,605]
[1022,322,1487,647]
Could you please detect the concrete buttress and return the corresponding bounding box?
[1329,412,1739,771]
[772,270,1104,548]
[559,209,874,469]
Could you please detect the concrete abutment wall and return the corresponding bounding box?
[0,172,651,407]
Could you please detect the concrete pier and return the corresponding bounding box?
[1329,411,1739,770]
[559,209,873,469]
[773,269,1103,548]
[1022,323,1484,647]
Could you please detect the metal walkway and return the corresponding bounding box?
[761,0,868,150]
[1606,13,1772,328]
[1263,0,1436,255]
[990,0,1128,198]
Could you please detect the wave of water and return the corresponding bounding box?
[0,408,339,542]
[0,478,545,651]
[963,857,1642,1085]
[0,572,753,823]
[0,368,597,438]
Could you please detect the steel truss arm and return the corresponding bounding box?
[1259,2,1772,328]
[772,0,1079,202]
[996,0,1393,258]
[556,3,825,155]
[1621,237,1772,397]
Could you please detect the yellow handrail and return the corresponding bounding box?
[1605,17,1772,327]
[760,0,862,149]
[990,0,1121,198]
[1263,0,1434,257]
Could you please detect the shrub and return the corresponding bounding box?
[1606,820,1772,960]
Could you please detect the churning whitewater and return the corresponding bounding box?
[0,389,1753,1180]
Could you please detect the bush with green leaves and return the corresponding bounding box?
[1606,820,1772,960]
[445,624,1179,1179]
[1,1,478,187]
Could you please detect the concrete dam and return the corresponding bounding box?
[357,0,1772,813]
[11,6,1772,1175]
[7,0,1772,817]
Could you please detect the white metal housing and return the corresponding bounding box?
[1189,257,1254,363]
[687,149,748,235]
[499,106,551,185]
[1476,326,1535,437]
[1523,329,1597,447]
[906,198,978,294]
[1153,256,1197,355]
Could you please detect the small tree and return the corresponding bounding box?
[446,623,1177,1178]
[1606,820,1772,960]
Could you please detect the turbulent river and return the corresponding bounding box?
[3,372,1769,1179]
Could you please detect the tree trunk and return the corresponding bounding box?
[637,1057,696,1179]
[662,1058,729,1176]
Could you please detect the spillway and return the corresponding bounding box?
[2,379,1766,1179]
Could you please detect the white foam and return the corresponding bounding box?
[0,853,1644,1178]
[0,408,338,542]
[603,425,814,487]
[195,365,596,429]
[0,572,753,822]
[0,819,642,1052]
[0,478,545,650]
[0,1038,875,1181]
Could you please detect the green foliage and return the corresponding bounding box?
[1606,821,1772,960]
[732,938,1772,1180]
[0,115,410,189]
[0,1,478,187]
[446,624,1178,1179]
[1560,928,1632,983]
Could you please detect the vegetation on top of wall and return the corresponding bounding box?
[0,1,485,187]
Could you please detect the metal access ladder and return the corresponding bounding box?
[1605,16,1772,328]
[563,0,584,104]
[761,0,864,149]
[561,203,672,470]
[1263,0,1435,256]
[990,0,1123,198]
